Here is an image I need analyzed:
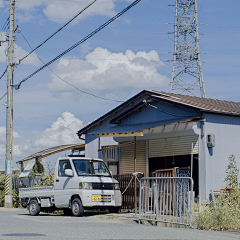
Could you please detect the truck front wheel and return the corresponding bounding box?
[71,198,84,216]
[29,199,40,216]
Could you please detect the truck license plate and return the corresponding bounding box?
[92,195,101,202]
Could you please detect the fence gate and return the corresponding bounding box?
[139,177,194,227]
[114,173,143,210]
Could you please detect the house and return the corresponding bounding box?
[77,90,240,204]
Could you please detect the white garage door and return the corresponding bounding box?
[149,135,199,158]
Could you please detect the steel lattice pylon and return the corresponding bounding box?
[169,0,206,98]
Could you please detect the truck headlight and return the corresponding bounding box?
[79,182,92,189]
[114,183,120,190]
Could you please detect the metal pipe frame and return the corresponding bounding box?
[139,177,194,228]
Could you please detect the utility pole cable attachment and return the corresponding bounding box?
[5,0,15,207]
[169,0,206,98]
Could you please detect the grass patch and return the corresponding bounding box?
[195,155,240,231]
[98,215,118,219]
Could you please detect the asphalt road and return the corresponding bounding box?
[0,207,239,240]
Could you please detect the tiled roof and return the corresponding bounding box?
[149,91,240,116]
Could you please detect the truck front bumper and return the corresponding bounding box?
[80,189,122,207]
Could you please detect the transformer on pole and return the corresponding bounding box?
[5,0,15,207]
[169,0,206,98]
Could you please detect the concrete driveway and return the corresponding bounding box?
[0,207,239,240]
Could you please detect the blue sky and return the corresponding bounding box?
[0,0,239,168]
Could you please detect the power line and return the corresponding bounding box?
[0,67,8,81]
[0,92,7,102]
[14,0,142,91]
[1,18,9,32]
[20,30,124,103]
[18,0,97,64]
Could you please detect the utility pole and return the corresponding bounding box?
[169,0,206,98]
[5,0,15,207]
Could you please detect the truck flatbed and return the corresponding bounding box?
[19,186,54,198]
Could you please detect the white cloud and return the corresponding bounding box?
[0,126,20,144]
[0,126,23,169]
[47,47,169,97]
[0,42,40,66]
[16,0,129,23]
[34,112,83,148]
[0,144,5,169]
[0,0,4,8]
[0,112,83,168]
[43,0,116,23]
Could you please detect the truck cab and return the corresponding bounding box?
[19,157,122,216]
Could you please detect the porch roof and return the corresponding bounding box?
[88,116,202,137]
[17,143,85,164]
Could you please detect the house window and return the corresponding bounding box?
[101,145,119,162]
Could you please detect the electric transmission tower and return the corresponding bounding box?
[169,0,206,98]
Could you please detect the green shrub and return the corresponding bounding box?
[195,154,240,230]
[195,188,240,230]
[0,174,5,191]
[225,155,239,188]
[41,173,54,186]
[34,173,54,187]
[12,189,19,208]
[0,172,20,208]
[28,160,44,182]
[0,174,5,207]
[0,190,4,207]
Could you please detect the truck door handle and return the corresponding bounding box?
[56,179,59,182]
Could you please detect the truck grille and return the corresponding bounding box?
[92,183,114,190]
[101,195,112,202]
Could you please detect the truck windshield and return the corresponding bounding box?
[72,159,111,177]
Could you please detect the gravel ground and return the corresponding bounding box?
[0,207,239,240]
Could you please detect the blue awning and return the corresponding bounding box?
[88,116,202,135]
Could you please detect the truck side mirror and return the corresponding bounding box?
[65,169,73,177]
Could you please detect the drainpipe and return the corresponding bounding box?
[98,136,101,158]
[134,136,137,215]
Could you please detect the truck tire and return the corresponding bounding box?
[29,199,40,216]
[71,198,84,216]
[108,207,120,213]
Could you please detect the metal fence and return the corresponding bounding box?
[139,177,194,227]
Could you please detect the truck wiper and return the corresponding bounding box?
[78,172,92,176]
[94,174,110,177]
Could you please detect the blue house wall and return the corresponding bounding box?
[199,113,240,202]
[121,100,200,125]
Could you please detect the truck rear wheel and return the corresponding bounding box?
[71,198,84,216]
[29,199,40,216]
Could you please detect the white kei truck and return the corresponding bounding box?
[19,157,122,216]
